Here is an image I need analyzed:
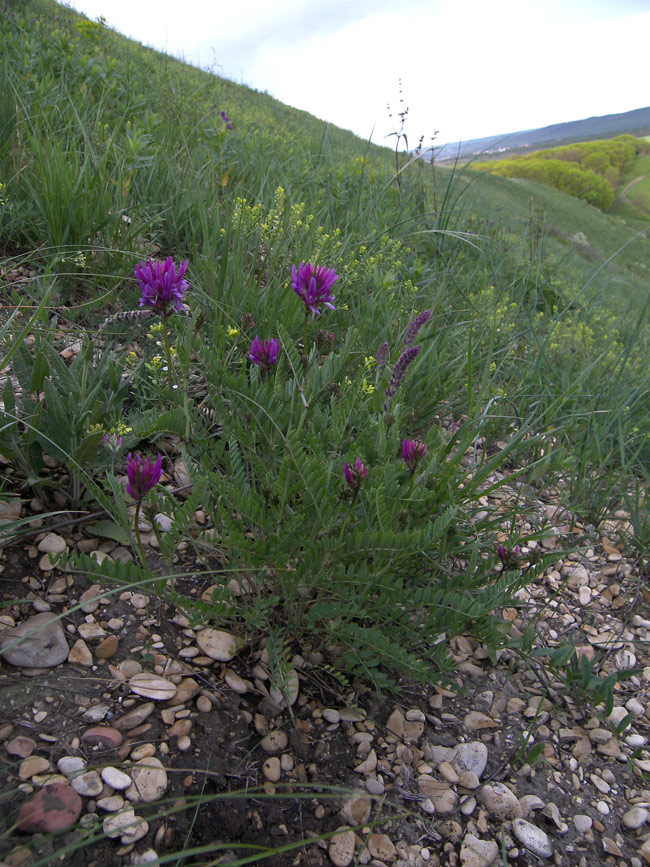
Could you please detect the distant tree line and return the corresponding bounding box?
[473,135,649,210]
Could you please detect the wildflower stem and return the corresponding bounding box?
[161,318,175,398]
[338,491,359,545]
[303,311,309,359]
[132,500,149,568]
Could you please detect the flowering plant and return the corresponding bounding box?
[402,439,427,474]
[248,336,279,371]
[291,262,338,316]
[344,458,368,493]
[126,452,163,502]
[135,257,189,316]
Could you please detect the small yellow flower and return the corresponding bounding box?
[361,379,375,395]
[227,326,240,338]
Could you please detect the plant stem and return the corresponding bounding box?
[133,500,148,568]
[303,311,309,359]
[338,490,359,545]
[161,316,175,398]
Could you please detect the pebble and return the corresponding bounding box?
[130,744,156,761]
[57,756,86,777]
[96,635,119,659]
[68,638,93,667]
[37,532,66,554]
[126,757,168,802]
[0,612,69,668]
[328,827,356,867]
[261,730,288,754]
[512,818,553,859]
[81,727,123,749]
[113,703,155,731]
[16,782,82,833]
[478,782,523,820]
[6,736,36,758]
[341,795,372,825]
[573,814,592,834]
[453,742,488,778]
[367,833,397,862]
[623,806,649,829]
[71,770,103,797]
[129,672,177,701]
[196,695,212,713]
[459,832,499,867]
[195,628,240,661]
[19,756,52,780]
[101,767,132,790]
[262,757,281,782]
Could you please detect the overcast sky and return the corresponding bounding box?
[61,0,650,147]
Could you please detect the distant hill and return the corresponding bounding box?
[433,106,650,162]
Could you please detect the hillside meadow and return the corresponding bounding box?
[0,0,650,862]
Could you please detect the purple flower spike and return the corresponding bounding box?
[126,453,163,501]
[404,309,431,347]
[291,262,338,316]
[344,457,368,493]
[249,335,279,371]
[497,543,521,569]
[135,257,189,315]
[220,110,233,130]
[402,439,427,474]
[383,345,421,411]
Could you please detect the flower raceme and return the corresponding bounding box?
[404,310,431,347]
[126,453,163,502]
[344,458,368,493]
[402,439,427,474]
[291,262,338,316]
[383,345,421,411]
[248,336,279,370]
[135,257,189,315]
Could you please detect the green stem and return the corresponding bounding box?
[133,500,149,568]
[161,316,175,399]
[338,490,359,545]
[303,311,309,359]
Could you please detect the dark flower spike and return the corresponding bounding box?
[249,335,279,371]
[135,257,189,315]
[126,453,163,502]
[220,110,233,130]
[402,439,427,474]
[344,457,368,493]
[497,543,521,570]
[376,341,389,371]
[383,345,421,411]
[404,309,431,347]
[291,262,338,316]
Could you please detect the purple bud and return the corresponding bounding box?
[248,335,279,371]
[126,453,163,501]
[344,457,368,492]
[402,439,427,474]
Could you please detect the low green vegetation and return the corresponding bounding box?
[473,135,649,210]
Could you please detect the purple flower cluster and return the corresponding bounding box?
[404,309,431,347]
[220,110,233,130]
[135,257,189,315]
[249,336,279,370]
[344,458,368,493]
[292,262,338,316]
[126,453,163,501]
[383,345,421,411]
[376,341,389,371]
[402,439,427,474]
[496,543,521,569]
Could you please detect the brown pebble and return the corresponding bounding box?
[96,635,119,659]
[80,727,123,750]
[196,696,212,713]
[6,736,36,758]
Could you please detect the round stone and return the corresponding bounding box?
[81,726,123,749]
[101,767,132,790]
[71,770,103,797]
[262,757,281,782]
[57,756,87,777]
[127,757,168,802]
[16,782,82,833]
[195,628,240,661]
[261,730,288,754]
[622,806,648,829]
[328,827,356,867]
[0,612,69,668]
[19,756,52,780]
[6,736,36,758]
[452,741,488,778]
[479,782,523,820]
[96,635,119,659]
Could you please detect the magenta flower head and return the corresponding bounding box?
[135,257,189,315]
[497,543,521,569]
[344,457,368,493]
[402,439,427,474]
[248,335,279,371]
[126,453,163,501]
[291,262,338,316]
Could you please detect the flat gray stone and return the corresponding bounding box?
[0,612,69,668]
[512,818,553,859]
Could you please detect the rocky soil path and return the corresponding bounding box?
[1,471,649,867]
